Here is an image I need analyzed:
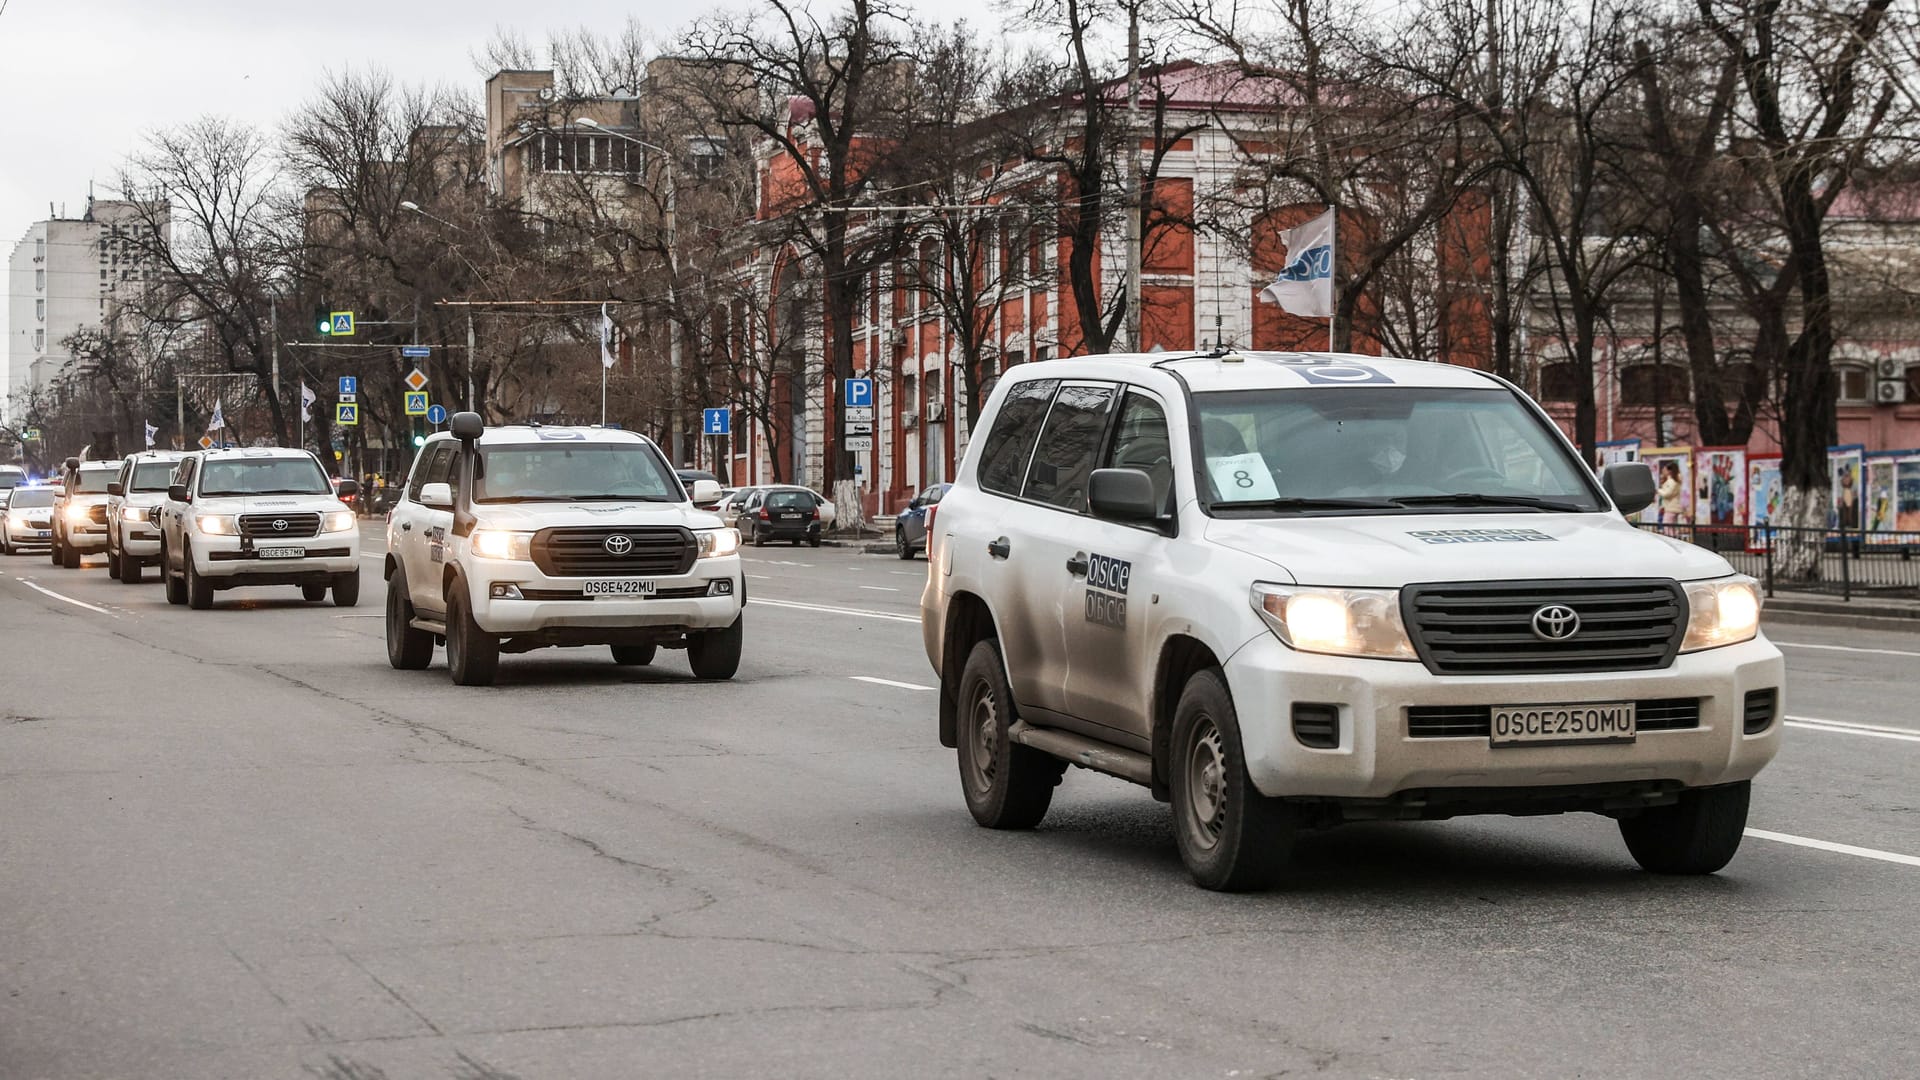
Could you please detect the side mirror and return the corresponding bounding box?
[908,496,924,509]
[450,411,485,442]
[167,483,189,503]
[691,479,722,504]
[336,479,361,497]
[1600,462,1656,517]
[107,481,125,497]
[1089,467,1161,523]
[419,482,453,509]
[64,457,80,471]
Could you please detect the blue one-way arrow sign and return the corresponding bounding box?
[702,408,731,436]
[401,346,432,359]
[426,404,447,425]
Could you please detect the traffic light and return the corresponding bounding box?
[412,434,426,447]
[314,306,332,335]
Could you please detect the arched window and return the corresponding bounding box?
[1906,364,1920,403]
[1538,362,1582,402]
[1619,364,1689,407]
[1835,364,1871,404]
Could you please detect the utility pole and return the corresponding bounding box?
[466,309,476,412]
[1124,1,1143,353]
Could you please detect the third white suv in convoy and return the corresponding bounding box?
[922,351,1783,890]
[384,415,746,686]
[156,447,361,609]
[51,457,121,568]
[105,450,188,584]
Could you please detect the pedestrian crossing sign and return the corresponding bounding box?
[336,402,359,425]
[404,391,429,416]
[330,311,356,336]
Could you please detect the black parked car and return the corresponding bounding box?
[741,487,822,547]
[894,483,950,559]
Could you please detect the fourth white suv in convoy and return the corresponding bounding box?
[923,351,1783,890]
[384,415,745,686]
[105,450,188,584]
[156,447,362,609]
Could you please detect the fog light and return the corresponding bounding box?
[1291,703,1341,749]
[1743,688,1778,734]
[489,583,525,600]
[707,578,734,596]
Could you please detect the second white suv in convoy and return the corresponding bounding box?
[105,450,188,584]
[156,447,361,610]
[51,458,121,568]
[384,415,745,686]
[922,351,1783,891]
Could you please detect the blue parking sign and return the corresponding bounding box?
[702,408,731,436]
[844,378,873,408]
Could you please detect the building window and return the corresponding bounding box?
[35,269,44,290]
[1538,362,1581,402]
[35,238,45,259]
[688,136,727,179]
[1835,364,1871,404]
[531,132,637,175]
[1906,365,1920,404]
[1619,364,1689,407]
[32,330,45,351]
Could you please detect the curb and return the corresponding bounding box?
[1763,594,1920,634]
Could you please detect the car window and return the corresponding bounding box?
[478,443,678,503]
[197,458,331,496]
[977,378,1060,496]
[1103,391,1174,510]
[130,460,179,492]
[173,459,195,495]
[8,488,54,508]
[1021,384,1116,512]
[71,468,117,494]
[418,446,455,498]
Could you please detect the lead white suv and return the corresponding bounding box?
[923,351,1783,890]
[384,415,745,686]
[105,449,188,584]
[157,447,362,609]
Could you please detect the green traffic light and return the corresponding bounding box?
[412,435,426,447]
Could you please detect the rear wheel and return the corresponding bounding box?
[385,568,434,670]
[302,583,329,602]
[1618,781,1750,875]
[954,638,1064,830]
[897,527,914,560]
[686,616,742,680]
[332,570,360,608]
[446,585,499,687]
[163,541,186,605]
[611,643,657,666]
[1169,669,1293,891]
[749,525,763,547]
[185,545,213,609]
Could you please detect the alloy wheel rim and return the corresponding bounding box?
[1184,716,1228,850]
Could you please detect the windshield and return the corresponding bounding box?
[766,490,813,510]
[71,468,117,494]
[0,470,22,490]
[476,443,680,503]
[131,461,180,492]
[8,489,54,508]
[198,457,332,497]
[1194,386,1604,514]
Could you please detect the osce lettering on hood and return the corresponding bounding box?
[1408,528,1559,545]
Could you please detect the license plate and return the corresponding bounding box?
[35,530,49,538]
[779,513,804,521]
[582,580,656,596]
[1491,702,1636,746]
[257,546,305,559]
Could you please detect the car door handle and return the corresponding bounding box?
[1065,553,1089,577]
[400,522,412,531]
[987,536,1010,560]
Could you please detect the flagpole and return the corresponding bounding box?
[1326,202,1337,352]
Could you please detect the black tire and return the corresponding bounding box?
[385,568,434,670]
[749,525,763,547]
[121,556,143,585]
[302,583,329,602]
[611,643,657,666]
[808,534,821,548]
[50,535,62,566]
[897,527,914,560]
[686,616,743,680]
[1169,669,1294,891]
[1618,781,1750,875]
[185,546,214,609]
[163,541,186,606]
[332,570,360,608]
[446,584,499,687]
[61,539,80,569]
[954,638,1065,830]
[107,549,122,579]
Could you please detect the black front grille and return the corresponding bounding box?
[1402,579,1685,676]
[1407,698,1701,738]
[239,512,321,539]
[87,504,108,524]
[531,526,696,578]
[1744,689,1778,734]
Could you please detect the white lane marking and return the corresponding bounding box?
[851,675,936,691]
[1785,719,1920,743]
[1775,640,1920,658]
[858,585,900,592]
[16,578,117,616]
[746,574,771,580]
[1746,829,1920,869]
[889,571,918,576]
[748,597,919,624]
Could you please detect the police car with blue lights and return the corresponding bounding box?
[922,351,1782,890]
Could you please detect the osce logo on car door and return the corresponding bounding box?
[1084,552,1131,630]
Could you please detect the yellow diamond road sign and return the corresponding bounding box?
[198,435,214,450]
[404,391,429,416]
[404,368,429,392]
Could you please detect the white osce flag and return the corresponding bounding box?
[1259,208,1335,318]
[207,399,225,433]
[144,421,157,449]
[600,303,616,370]
[300,382,316,420]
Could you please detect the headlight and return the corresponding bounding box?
[696,527,741,558]
[1681,576,1761,652]
[470,529,533,560]
[122,506,149,522]
[322,511,356,533]
[64,504,91,523]
[1250,583,1418,661]
[197,514,237,535]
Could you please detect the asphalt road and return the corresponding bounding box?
[2,524,1917,1078]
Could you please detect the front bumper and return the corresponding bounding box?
[190,530,361,581]
[465,555,744,637]
[63,523,110,552]
[117,519,163,556]
[1222,632,1784,801]
[6,520,53,546]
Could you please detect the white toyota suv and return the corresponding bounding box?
[104,449,187,584]
[51,457,121,568]
[157,447,362,609]
[923,351,1783,890]
[383,414,745,686]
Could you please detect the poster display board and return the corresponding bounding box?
[1746,454,1784,553]
[1695,447,1746,529]
[1596,438,1642,469]
[1828,444,1865,531]
[1898,453,1920,534]
[1638,447,1694,525]
[1865,452,1902,542]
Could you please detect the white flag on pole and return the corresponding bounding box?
[1258,208,1336,318]
[600,303,616,370]
[207,399,225,433]
[144,421,157,449]
[300,382,316,419]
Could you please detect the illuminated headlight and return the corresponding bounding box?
[122,506,149,522]
[470,529,533,560]
[64,504,91,523]
[1250,583,1418,661]
[1681,576,1761,652]
[322,511,356,533]
[197,514,237,535]
[695,527,741,559]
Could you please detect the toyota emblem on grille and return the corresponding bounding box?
[271,518,288,531]
[1530,604,1581,641]
[604,534,634,556]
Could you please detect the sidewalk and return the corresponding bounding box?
[1763,589,1920,633]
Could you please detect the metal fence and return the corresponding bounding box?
[1635,522,1920,601]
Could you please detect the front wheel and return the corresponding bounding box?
[50,535,63,566]
[446,585,499,686]
[686,616,742,680]
[302,583,329,602]
[385,568,435,670]
[332,570,360,608]
[1169,669,1294,891]
[163,541,186,605]
[611,643,657,666]
[185,546,214,609]
[954,638,1064,830]
[1619,781,1750,874]
[121,556,143,585]
[107,549,122,579]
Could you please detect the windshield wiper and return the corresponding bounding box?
[1388,493,1587,512]
[1213,496,1403,512]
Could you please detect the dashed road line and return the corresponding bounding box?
[857,585,900,592]
[1785,716,1920,743]
[850,675,936,691]
[747,597,918,624]
[1776,640,1920,658]
[1746,829,1920,869]
[16,578,118,616]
